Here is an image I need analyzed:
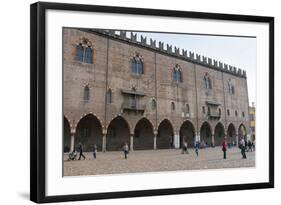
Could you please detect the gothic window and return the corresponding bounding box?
[171,102,175,111]
[235,110,238,117]
[151,99,157,110]
[204,74,212,89]
[242,111,245,118]
[131,56,144,75]
[172,65,182,83]
[83,85,90,102]
[202,106,206,114]
[207,106,211,115]
[227,79,234,94]
[227,109,230,116]
[75,38,93,64]
[106,89,112,103]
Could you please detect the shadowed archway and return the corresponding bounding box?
[64,116,71,152]
[214,122,225,146]
[106,116,130,151]
[227,123,236,144]
[200,122,212,146]
[133,118,154,150]
[179,120,195,148]
[75,114,103,151]
[157,119,174,149]
[238,124,247,140]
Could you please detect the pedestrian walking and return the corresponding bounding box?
[222,137,227,159]
[195,141,199,157]
[248,140,253,152]
[78,142,86,160]
[92,144,97,159]
[123,142,129,159]
[182,139,188,154]
[240,138,247,159]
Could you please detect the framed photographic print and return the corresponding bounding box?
[30,1,274,203]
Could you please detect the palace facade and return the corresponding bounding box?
[63,28,250,152]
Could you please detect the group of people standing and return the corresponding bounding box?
[69,137,254,161]
[68,142,130,160]
[180,136,254,160]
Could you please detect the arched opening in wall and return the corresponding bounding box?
[200,122,212,147]
[106,116,130,151]
[214,122,225,146]
[227,123,236,144]
[157,119,174,149]
[64,117,71,152]
[133,118,154,150]
[179,120,195,148]
[238,124,247,140]
[75,114,103,152]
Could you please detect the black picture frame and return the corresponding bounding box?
[30,1,274,203]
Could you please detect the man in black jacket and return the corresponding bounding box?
[78,142,86,160]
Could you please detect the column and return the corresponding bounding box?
[102,130,107,152]
[70,128,75,152]
[211,132,215,147]
[153,131,157,150]
[195,131,200,146]
[236,134,239,147]
[129,133,134,151]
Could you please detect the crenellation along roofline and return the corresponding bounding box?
[77,28,247,79]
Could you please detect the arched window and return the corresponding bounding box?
[83,85,90,102]
[207,106,211,115]
[132,56,144,74]
[106,89,112,103]
[202,106,206,114]
[171,102,175,111]
[204,74,212,89]
[172,66,182,83]
[235,110,238,117]
[76,37,93,64]
[227,79,234,94]
[242,111,245,117]
[186,104,190,113]
[227,109,230,116]
[84,47,93,64]
[151,99,157,110]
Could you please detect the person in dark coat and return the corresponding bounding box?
[195,141,199,157]
[78,142,85,160]
[240,138,247,159]
[123,142,129,159]
[92,144,97,159]
[221,137,227,159]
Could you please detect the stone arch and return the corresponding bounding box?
[75,114,103,151]
[179,120,195,148]
[157,119,174,149]
[238,123,247,140]
[63,116,71,152]
[200,121,212,146]
[227,123,236,143]
[214,122,225,146]
[106,116,130,151]
[133,118,154,150]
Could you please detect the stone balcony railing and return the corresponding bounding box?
[121,102,146,111]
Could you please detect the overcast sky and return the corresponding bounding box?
[133,31,256,107]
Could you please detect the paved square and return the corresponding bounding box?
[63,147,255,176]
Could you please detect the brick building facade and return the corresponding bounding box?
[63,28,250,152]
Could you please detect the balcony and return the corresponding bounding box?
[207,111,221,119]
[121,102,146,112]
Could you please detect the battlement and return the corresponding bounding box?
[91,29,247,78]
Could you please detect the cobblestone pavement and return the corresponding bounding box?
[63,147,255,176]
